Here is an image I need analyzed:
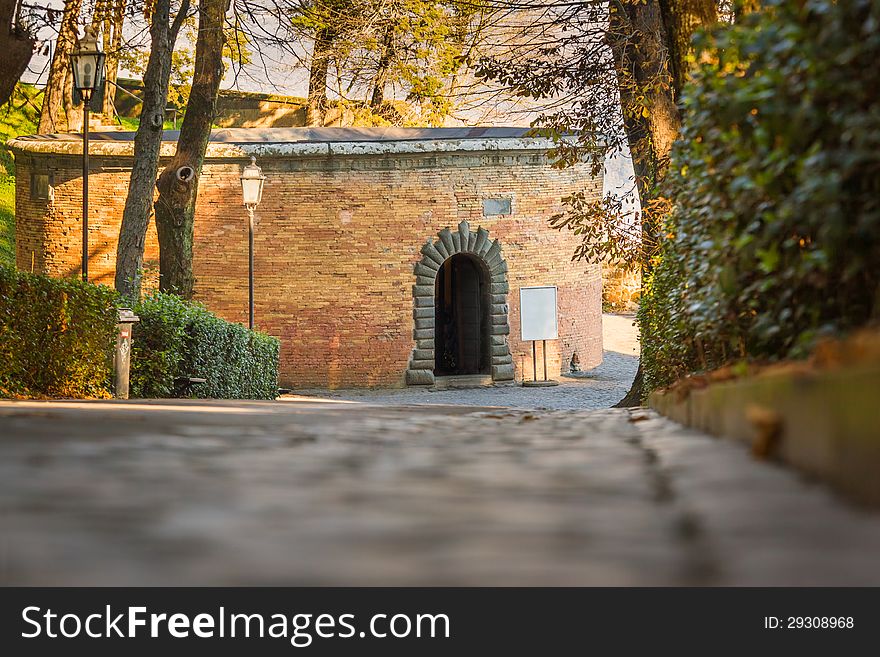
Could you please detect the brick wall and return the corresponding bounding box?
[15,155,161,289]
[14,147,602,388]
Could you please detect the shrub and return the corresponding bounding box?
[130,292,279,399]
[0,266,119,398]
[127,292,192,398]
[641,0,880,393]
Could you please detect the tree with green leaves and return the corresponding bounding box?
[39,0,83,133]
[118,9,250,112]
[358,0,489,124]
[92,0,126,117]
[289,0,494,126]
[477,0,718,404]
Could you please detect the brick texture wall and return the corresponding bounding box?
[15,156,161,289]
[14,147,602,388]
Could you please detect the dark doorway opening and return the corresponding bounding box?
[434,253,489,376]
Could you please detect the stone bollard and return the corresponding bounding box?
[114,308,140,399]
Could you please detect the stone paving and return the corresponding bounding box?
[293,350,637,411]
[294,313,640,410]
[2,399,879,586]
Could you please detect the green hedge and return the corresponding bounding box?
[130,292,279,399]
[641,0,880,394]
[0,266,119,398]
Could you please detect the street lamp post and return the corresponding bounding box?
[240,156,265,330]
[70,28,104,282]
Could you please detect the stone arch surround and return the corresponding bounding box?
[406,221,514,386]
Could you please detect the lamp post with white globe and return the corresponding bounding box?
[240,156,265,330]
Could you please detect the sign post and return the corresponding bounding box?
[519,286,559,387]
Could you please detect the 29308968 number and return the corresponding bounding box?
[764,616,854,629]
[790,617,853,629]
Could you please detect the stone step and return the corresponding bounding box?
[431,374,493,390]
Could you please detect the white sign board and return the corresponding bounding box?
[519,286,558,341]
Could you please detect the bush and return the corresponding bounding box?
[127,292,192,398]
[641,0,880,393]
[130,292,279,399]
[0,266,119,398]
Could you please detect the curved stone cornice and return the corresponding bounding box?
[6,134,556,161]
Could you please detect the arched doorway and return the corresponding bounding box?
[405,221,514,386]
[434,253,489,376]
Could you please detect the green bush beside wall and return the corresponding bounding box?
[0,266,119,398]
[641,0,880,394]
[130,292,279,399]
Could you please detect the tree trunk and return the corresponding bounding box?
[660,0,718,103]
[100,0,125,118]
[608,0,715,406]
[369,24,394,109]
[306,27,333,126]
[62,64,82,131]
[38,0,82,133]
[114,0,189,299]
[0,0,36,107]
[154,0,229,298]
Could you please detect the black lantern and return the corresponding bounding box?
[70,27,105,102]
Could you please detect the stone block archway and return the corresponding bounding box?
[406,221,515,386]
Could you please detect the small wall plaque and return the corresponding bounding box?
[482,197,511,216]
[30,173,51,201]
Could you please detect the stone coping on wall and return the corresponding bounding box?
[649,332,880,506]
[7,126,566,160]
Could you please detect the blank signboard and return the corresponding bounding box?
[520,286,558,341]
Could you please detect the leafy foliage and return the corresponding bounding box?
[131,292,280,399]
[474,3,625,172]
[118,14,251,110]
[290,0,491,125]
[550,192,670,272]
[475,2,717,283]
[641,0,880,393]
[0,266,119,398]
[0,83,41,266]
[128,291,192,397]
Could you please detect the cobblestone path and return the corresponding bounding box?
[292,313,640,410]
[2,399,878,586]
[292,354,636,411]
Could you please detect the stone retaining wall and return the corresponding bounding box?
[650,343,880,506]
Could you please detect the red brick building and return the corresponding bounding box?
[9,127,603,388]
